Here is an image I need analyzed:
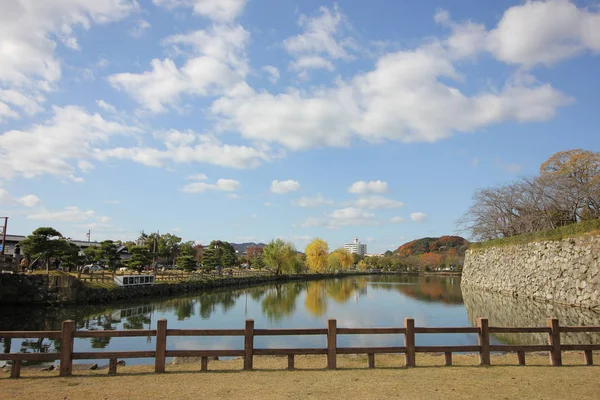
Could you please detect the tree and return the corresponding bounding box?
[100,240,120,271]
[327,248,354,271]
[352,253,363,265]
[21,227,65,272]
[125,246,153,272]
[246,246,264,269]
[158,233,182,266]
[58,242,83,272]
[357,260,368,271]
[176,255,197,272]
[305,238,329,273]
[83,246,103,265]
[263,239,301,275]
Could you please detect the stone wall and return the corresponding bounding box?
[462,234,600,309]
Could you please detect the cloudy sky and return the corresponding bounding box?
[1,0,599,252]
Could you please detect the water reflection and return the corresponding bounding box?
[462,287,600,345]
[2,275,599,366]
[368,275,463,304]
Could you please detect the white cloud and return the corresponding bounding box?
[348,180,388,194]
[390,216,405,224]
[271,180,301,194]
[262,65,280,83]
[96,129,274,169]
[472,158,480,167]
[0,0,137,119]
[0,89,44,122]
[410,212,427,223]
[284,5,356,73]
[182,178,241,193]
[109,24,249,113]
[96,100,117,114]
[185,173,208,180]
[437,1,600,67]
[348,195,403,209]
[0,189,41,208]
[0,105,138,181]
[264,202,271,207]
[130,19,151,38]
[28,206,95,222]
[211,5,572,151]
[153,0,247,22]
[302,207,375,229]
[293,194,333,208]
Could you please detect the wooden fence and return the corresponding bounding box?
[77,269,272,283]
[1,318,599,378]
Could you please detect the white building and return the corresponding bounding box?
[344,238,367,256]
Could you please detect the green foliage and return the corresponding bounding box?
[176,255,197,272]
[263,239,301,275]
[100,240,120,271]
[201,240,237,270]
[125,246,153,272]
[21,227,66,270]
[470,218,600,250]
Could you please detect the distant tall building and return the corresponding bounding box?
[344,237,367,256]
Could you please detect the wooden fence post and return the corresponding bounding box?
[517,351,526,366]
[59,320,75,376]
[368,353,375,369]
[10,360,21,379]
[444,352,452,366]
[287,354,295,370]
[108,358,117,375]
[327,319,337,369]
[201,356,208,371]
[584,350,593,366]
[547,318,562,366]
[477,318,490,366]
[244,319,254,370]
[404,318,415,367]
[155,319,167,373]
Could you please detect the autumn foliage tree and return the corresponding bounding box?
[327,248,354,271]
[305,238,329,273]
[462,149,600,240]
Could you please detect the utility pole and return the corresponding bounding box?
[0,217,8,255]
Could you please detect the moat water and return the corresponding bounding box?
[1,275,599,366]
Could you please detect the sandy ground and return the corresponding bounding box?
[2,353,599,400]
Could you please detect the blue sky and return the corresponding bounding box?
[1,0,599,253]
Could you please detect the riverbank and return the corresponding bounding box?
[2,353,598,399]
[0,271,380,306]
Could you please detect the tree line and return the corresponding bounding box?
[461,149,600,241]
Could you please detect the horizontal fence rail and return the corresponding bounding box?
[1,318,599,378]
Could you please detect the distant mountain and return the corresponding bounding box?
[230,242,266,254]
[396,236,469,257]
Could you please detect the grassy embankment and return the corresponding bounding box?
[469,219,600,251]
[2,353,598,400]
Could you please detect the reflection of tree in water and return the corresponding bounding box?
[303,278,368,317]
[305,281,328,316]
[261,282,307,322]
[369,275,463,304]
[123,314,151,330]
[173,299,195,321]
[248,286,268,301]
[326,278,367,303]
[197,291,244,319]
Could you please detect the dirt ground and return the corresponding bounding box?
[2,353,599,400]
